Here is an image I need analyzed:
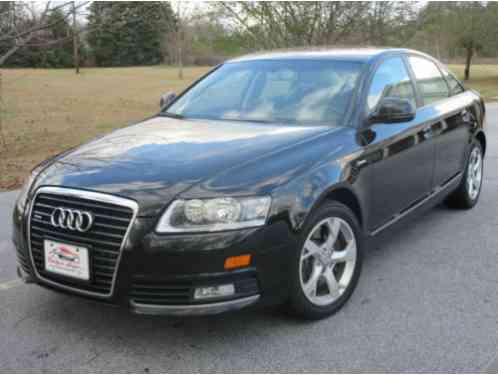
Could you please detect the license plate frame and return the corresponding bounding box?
[43,239,91,281]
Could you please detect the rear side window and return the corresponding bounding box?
[367,57,416,112]
[408,56,449,105]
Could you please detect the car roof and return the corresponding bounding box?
[227,48,423,64]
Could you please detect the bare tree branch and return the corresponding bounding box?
[0,1,91,66]
[0,1,88,44]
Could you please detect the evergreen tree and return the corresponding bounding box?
[39,8,74,68]
[87,2,176,67]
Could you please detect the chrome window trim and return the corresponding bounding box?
[27,186,139,299]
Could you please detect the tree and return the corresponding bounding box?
[415,1,489,80]
[450,2,486,80]
[87,2,176,67]
[0,1,89,69]
[362,2,418,47]
[0,2,89,67]
[215,2,367,49]
[39,8,74,68]
[0,1,78,149]
[213,2,420,51]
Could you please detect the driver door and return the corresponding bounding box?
[362,56,436,232]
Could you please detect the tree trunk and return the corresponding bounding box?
[0,69,6,149]
[176,1,183,80]
[178,37,183,80]
[464,47,473,81]
[73,1,80,74]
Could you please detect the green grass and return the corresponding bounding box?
[448,64,498,99]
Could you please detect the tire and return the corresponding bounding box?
[288,202,363,320]
[445,140,483,209]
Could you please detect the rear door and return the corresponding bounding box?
[407,56,471,187]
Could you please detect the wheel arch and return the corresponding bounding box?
[304,185,364,231]
[324,187,363,227]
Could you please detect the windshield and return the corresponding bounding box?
[165,60,363,126]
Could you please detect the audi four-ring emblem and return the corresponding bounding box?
[50,207,94,232]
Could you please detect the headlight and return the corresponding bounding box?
[156,196,271,233]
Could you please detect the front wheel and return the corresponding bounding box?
[446,141,483,209]
[288,202,363,320]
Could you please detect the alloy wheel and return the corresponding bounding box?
[466,147,483,201]
[299,217,357,306]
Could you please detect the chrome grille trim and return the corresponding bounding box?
[27,186,138,299]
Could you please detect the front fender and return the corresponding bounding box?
[269,153,371,234]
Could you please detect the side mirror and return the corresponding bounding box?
[369,97,415,124]
[160,92,176,110]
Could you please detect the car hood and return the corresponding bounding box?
[34,116,336,216]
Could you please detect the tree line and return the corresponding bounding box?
[1,1,497,79]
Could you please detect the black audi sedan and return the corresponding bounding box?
[12,48,486,320]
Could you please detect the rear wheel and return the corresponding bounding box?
[446,141,483,209]
[288,202,363,320]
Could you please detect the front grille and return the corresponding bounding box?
[130,276,259,305]
[29,190,135,297]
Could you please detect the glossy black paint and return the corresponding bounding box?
[12,48,486,313]
[370,97,416,123]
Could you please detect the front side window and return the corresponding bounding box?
[408,56,450,105]
[165,60,363,126]
[367,57,416,113]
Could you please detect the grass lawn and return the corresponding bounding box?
[0,63,496,191]
[0,66,210,190]
[448,64,498,99]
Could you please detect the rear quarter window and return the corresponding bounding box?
[408,56,450,105]
[442,69,465,96]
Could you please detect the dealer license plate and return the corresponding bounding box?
[44,239,90,281]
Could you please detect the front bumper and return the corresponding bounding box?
[13,195,297,316]
[130,294,260,316]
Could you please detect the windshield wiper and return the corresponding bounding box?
[222,118,274,124]
[160,112,185,119]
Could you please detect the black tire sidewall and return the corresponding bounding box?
[288,202,364,319]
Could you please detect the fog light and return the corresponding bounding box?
[194,284,235,300]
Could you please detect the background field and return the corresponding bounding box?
[1,64,496,191]
[0,66,210,190]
